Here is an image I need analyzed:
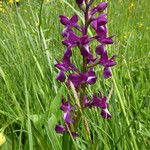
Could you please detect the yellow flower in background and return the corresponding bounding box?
[139,23,143,28]
[0,133,6,147]
[123,32,130,39]
[0,1,5,12]
[8,0,13,5]
[129,2,135,10]
[130,3,134,8]
[8,0,20,5]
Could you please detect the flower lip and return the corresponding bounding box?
[101,108,112,119]
[56,71,66,82]
[55,125,67,134]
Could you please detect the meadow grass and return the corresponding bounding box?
[0,0,150,149]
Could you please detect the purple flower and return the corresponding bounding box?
[90,2,108,15]
[100,51,116,67]
[59,15,78,27]
[55,48,73,71]
[60,97,73,124]
[55,48,79,82]
[71,132,79,137]
[100,36,114,44]
[96,44,105,55]
[56,71,66,82]
[99,50,116,78]
[83,96,93,108]
[83,93,111,119]
[55,125,67,134]
[68,69,97,89]
[63,31,90,47]
[68,73,82,89]
[84,69,97,84]
[92,14,107,27]
[101,108,112,119]
[55,0,116,137]
[103,67,112,78]
[92,94,108,108]
[55,125,79,137]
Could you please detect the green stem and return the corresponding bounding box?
[74,1,90,129]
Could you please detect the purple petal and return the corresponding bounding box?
[68,73,82,88]
[106,59,117,67]
[92,94,107,108]
[62,27,72,37]
[80,44,93,59]
[59,15,69,25]
[83,96,93,108]
[55,63,66,71]
[95,26,107,39]
[94,14,107,26]
[91,20,98,30]
[96,45,105,55]
[60,98,73,112]
[63,48,72,63]
[90,2,108,15]
[70,15,78,23]
[100,37,113,44]
[86,70,97,84]
[103,67,112,78]
[56,71,66,82]
[99,97,107,109]
[96,2,108,12]
[55,125,66,133]
[80,35,90,45]
[71,132,79,137]
[68,32,80,45]
[101,108,112,119]
[64,112,72,124]
[99,50,109,65]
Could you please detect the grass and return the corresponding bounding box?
[0,0,150,149]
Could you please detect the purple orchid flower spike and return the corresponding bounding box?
[55,0,116,137]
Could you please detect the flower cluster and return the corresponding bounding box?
[55,0,116,137]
